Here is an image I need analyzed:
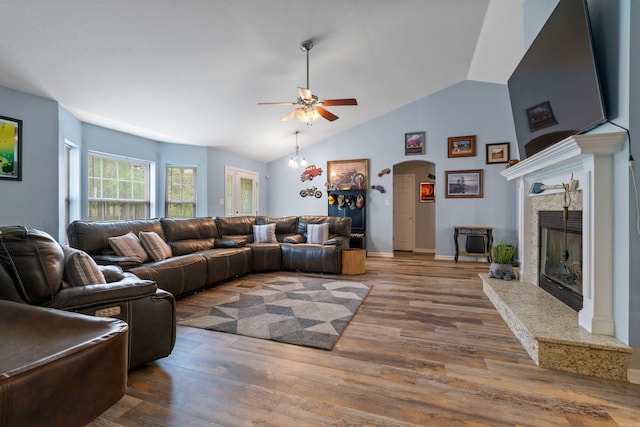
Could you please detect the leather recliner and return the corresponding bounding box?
[0,226,176,369]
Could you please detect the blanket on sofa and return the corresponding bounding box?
[178,275,371,350]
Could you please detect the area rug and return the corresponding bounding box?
[178,275,372,350]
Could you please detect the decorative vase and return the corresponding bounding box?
[488,263,515,281]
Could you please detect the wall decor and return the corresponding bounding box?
[447,135,476,158]
[419,182,435,203]
[327,158,369,190]
[526,101,558,132]
[485,142,510,164]
[404,131,425,155]
[0,115,22,181]
[445,169,483,198]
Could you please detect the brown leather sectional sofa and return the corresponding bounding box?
[66,215,352,298]
[0,226,176,369]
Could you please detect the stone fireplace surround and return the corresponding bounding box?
[480,129,632,381]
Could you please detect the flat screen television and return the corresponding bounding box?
[507,0,607,160]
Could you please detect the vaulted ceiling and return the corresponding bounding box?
[0,0,523,161]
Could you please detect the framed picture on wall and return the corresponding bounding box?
[485,142,510,164]
[0,115,22,181]
[447,135,476,158]
[419,182,435,203]
[445,169,483,198]
[327,158,369,190]
[404,131,426,155]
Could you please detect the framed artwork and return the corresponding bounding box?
[485,142,510,164]
[0,115,22,181]
[419,182,435,203]
[327,158,369,190]
[526,101,558,131]
[445,169,483,198]
[404,131,425,155]
[447,135,476,158]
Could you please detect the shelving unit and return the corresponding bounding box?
[453,225,493,262]
[328,189,366,251]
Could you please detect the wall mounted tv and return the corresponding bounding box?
[507,0,606,160]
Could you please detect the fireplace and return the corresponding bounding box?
[538,210,583,311]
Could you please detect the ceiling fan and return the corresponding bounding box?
[258,40,357,124]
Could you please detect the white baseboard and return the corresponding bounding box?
[628,368,640,384]
[433,254,489,263]
[414,248,436,254]
[434,255,454,261]
[367,251,394,258]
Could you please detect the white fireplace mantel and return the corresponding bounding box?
[500,130,626,335]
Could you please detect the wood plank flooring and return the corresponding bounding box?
[91,253,640,426]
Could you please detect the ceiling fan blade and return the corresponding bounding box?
[298,87,313,103]
[317,107,339,121]
[257,102,297,106]
[280,109,298,121]
[321,98,358,106]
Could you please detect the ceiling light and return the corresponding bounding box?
[288,131,307,168]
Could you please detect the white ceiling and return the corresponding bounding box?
[0,0,523,162]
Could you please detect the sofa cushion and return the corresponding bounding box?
[62,246,107,287]
[139,231,172,262]
[160,217,219,241]
[67,219,164,256]
[100,265,125,283]
[307,223,329,244]
[252,223,277,243]
[0,226,64,304]
[256,216,298,242]
[169,238,215,256]
[216,216,256,242]
[108,232,149,263]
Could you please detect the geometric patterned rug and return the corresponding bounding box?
[178,275,372,350]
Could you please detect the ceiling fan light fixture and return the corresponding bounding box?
[288,131,308,168]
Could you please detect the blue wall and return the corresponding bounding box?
[267,80,518,256]
[0,87,59,237]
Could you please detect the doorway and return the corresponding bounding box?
[224,166,259,217]
[393,161,436,253]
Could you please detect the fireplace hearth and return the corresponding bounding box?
[538,210,583,311]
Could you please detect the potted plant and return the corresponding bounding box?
[488,243,516,280]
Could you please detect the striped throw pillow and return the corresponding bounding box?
[108,232,149,263]
[62,246,107,287]
[252,223,277,243]
[307,223,329,244]
[139,231,172,261]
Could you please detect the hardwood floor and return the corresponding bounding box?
[91,253,640,426]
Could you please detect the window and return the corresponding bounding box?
[165,166,196,217]
[88,152,151,221]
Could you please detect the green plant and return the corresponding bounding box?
[491,243,516,264]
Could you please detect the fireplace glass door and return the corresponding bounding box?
[538,211,583,311]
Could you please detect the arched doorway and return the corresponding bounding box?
[393,160,436,253]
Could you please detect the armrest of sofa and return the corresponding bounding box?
[94,254,143,269]
[324,235,349,246]
[47,274,157,311]
[214,238,247,248]
[283,234,306,244]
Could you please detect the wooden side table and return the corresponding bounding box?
[342,248,366,275]
[453,226,493,262]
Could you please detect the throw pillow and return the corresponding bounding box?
[100,265,125,283]
[307,223,329,244]
[252,223,277,243]
[107,232,149,263]
[62,246,107,287]
[139,231,172,262]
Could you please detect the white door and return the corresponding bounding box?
[393,174,415,251]
[224,166,259,217]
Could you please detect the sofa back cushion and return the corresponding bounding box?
[160,217,219,242]
[0,226,64,304]
[256,216,298,242]
[67,219,164,256]
[216,216,256,242]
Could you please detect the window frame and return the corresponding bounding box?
[165,164,197,218]
[87,151,152,221]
